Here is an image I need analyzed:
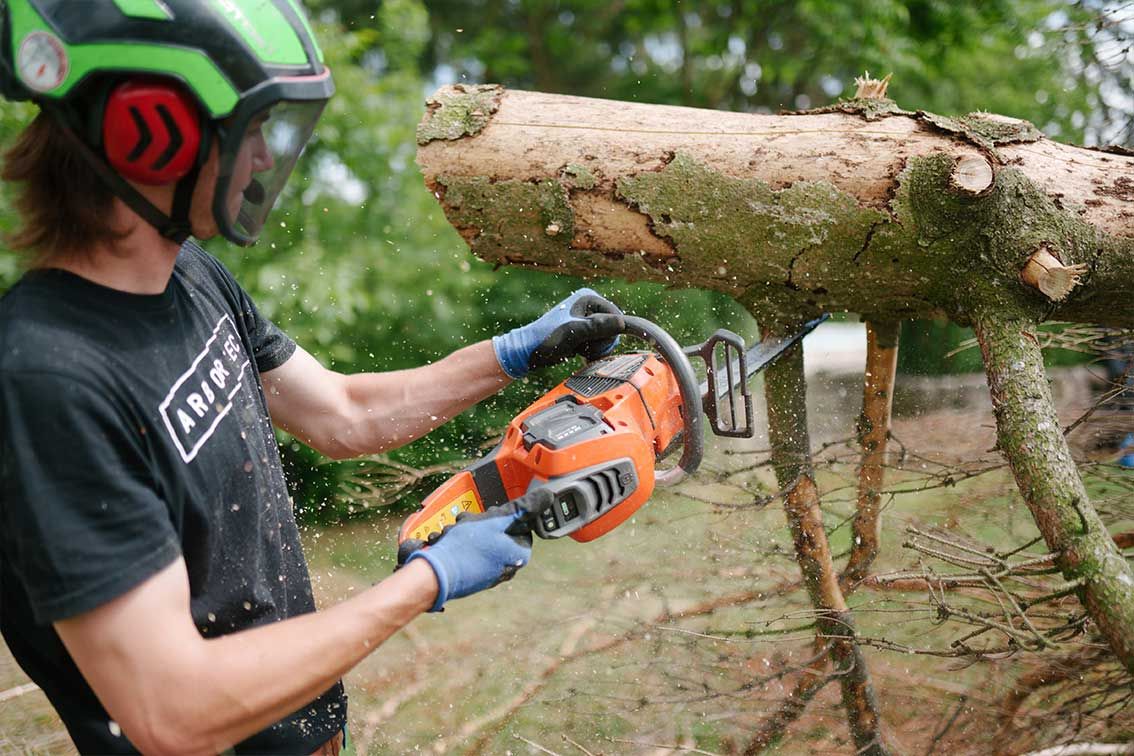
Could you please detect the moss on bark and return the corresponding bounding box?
[436,175,576,267]
[918,112,1044,155]
[796,96,911,121]
[887,153,1103,325]
[616,152,886,320]
[430,147,1132,326]
[560,163,597,190]
[416,84,503,145]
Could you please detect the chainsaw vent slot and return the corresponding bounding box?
[566,354,648,397]
[579,465,633,513]
[565,374,622,397]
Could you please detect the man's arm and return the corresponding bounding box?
[262,340,510,459]
[262,289,625,460]
[55,556,438,755]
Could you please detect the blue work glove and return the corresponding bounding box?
[492,288,624,379]
[404,489,555,612]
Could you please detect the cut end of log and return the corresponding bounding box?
[1021,245,1089,302]
[853,72,892,100]
[949,154,996,197]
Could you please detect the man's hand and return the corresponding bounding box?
[401,489,555,611]
[492,289,624,379]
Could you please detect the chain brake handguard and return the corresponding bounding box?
[683,329,755,439]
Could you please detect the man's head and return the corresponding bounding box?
[0,0,334,259]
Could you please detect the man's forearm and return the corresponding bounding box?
[57,559,438,754]
[189,559,437,750]
[335,339,511,456]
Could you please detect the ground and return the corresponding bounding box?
[2,367,1131,755]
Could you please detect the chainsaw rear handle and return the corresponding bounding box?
[619,315,703,485]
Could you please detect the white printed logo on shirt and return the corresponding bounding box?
[159,315,251,463]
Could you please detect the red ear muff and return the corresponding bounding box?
[102,78,201,185]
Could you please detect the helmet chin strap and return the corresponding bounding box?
[47,103,211,244]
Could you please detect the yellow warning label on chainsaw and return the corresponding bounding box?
[410,490,482,542]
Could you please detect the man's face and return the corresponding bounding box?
[225,112,274,221]
[188,112,275,240]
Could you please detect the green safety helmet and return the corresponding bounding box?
[0,0,335,246]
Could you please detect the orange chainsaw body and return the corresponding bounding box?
[398,351,686,544]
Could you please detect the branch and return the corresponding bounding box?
[975,316,1134,674]
[754,339,888,755]
[840,320,900,592]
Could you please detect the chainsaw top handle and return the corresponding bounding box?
[619,315,704,485]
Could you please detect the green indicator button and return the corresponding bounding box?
[559,496,578,521]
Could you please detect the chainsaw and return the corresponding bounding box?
[396,313,827,560]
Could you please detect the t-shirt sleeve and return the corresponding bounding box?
[189,244,296,373]
[232,284,296,373]
[0,371,181,624]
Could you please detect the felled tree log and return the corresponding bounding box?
[417,85,1133,329]
[416,85,1134,675]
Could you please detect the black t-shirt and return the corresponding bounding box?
[0,242,347,754]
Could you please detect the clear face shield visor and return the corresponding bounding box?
[212,98,326,246]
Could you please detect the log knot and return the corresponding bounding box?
[1020,245,1088,302]
[949,154,996,197]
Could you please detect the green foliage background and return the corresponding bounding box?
[0,0,1127,520]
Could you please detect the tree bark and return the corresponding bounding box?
[975,316,1134,674]
[841,320,901,591]
[751,320,901,750]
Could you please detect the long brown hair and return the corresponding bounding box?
[2,110,123,266]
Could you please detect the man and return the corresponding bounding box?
[0,2,623,753]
